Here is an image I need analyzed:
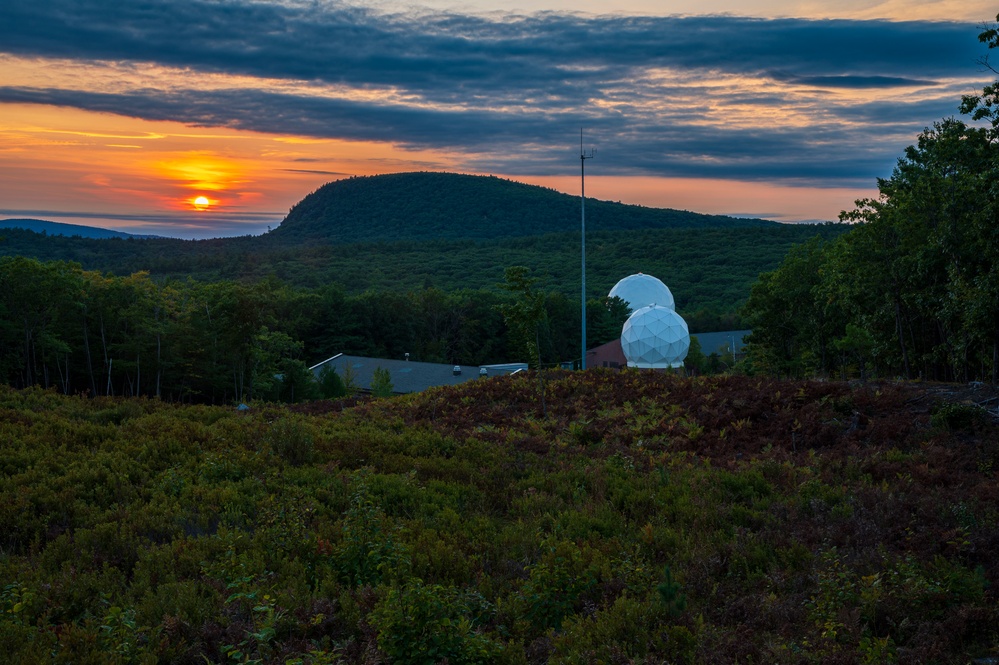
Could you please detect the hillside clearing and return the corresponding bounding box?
[1,373,996,663]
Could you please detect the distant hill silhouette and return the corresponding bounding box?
[0,218,161,240]
[269,172,777,243]
[0,173,842,321]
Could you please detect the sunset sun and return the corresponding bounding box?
[193,195,210,210]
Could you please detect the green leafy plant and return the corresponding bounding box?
[99,605,143,662]
[518,538,597,631]
[657,566,687,618]
[1,583,37,628]
[369,579,501,665]
[333,484,410,586]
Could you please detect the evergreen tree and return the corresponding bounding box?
[371,367,394,398]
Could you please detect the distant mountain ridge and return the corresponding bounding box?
[0,174,843,325]
[5,174,778,246]
[0,218,161,240]
[270,172,777,243]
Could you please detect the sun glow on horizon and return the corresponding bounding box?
[0,96,883,236]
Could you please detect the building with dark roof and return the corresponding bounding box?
[585,330,751,370]
[692,330,751,360]
[309,354,526,394]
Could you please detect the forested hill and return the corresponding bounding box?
[0,171,838,323]
[269,172,777,243]
[0,218,158,239]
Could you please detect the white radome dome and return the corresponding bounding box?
[608,273,674,312]
[621,305,690,368]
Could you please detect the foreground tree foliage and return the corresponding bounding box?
[745,18,999,382]
[1,372,996,663]
[745,117,998,382]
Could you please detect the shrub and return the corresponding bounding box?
[551,594,695,665]
[369,579,502,665]
[518,538,597,631]
[371,367,394,398]
[266,417,315,466]
[930,402,989,431]
[333,486,410,586]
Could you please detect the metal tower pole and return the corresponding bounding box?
[580,129,594,370]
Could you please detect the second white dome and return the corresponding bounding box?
[608,273,674,312]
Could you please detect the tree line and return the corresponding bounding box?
[0,223,845,332]
[0,257,639,402]
[743,19,999,382]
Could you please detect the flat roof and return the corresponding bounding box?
[310,354,521,393]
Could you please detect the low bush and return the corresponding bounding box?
[0,376,995,662]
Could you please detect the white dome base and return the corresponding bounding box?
[621,305,690,368]
[626,360,686,369]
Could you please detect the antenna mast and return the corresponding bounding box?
[580,128,595,370]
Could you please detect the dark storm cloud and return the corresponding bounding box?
[282,169,350,175]
[0,0,990,184]
[836,97,974,125]
[772,74,939,88]
[0,81,947,186]
[0,85,591,150]
[0,2,980,95]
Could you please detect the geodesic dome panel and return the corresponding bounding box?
[621,305,690,368]
[608,273,674,312]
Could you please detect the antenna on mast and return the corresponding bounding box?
[580,128,595,370]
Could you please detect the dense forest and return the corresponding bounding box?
[0,257,652,401]
[743,20,999,385]
[273,172,773,244]
[0,224,846,299]
[0,216,845,402]
[0,171,847,401]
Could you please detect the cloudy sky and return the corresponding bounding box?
[0,0,994,238]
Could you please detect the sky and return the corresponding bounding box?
[0,1,995,238]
